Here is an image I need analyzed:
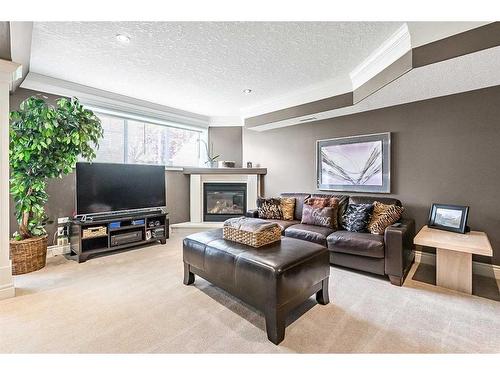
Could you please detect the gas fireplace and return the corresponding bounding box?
[203,183,247,222]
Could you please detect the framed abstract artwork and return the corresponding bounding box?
[316,132,391,193]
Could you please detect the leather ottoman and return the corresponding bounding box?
[183,229,330,344]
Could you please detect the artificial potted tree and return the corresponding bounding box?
[9,96,103,275]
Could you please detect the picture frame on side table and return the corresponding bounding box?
[428,203,469,234]
[316,132,391,193]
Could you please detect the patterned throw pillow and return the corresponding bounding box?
[341,203,374,232]
[257,197,283,220]
[280,197,296,221]
[304,197,340,228]
[368,201,405,235]
[301,204,337,229]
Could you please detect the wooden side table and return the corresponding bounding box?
[414,225,492,294]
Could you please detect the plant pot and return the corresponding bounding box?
[206,160,218,168]
[9,235,48,275]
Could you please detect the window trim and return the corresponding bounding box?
[88,105,206,133]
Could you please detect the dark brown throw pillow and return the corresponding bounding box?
[303,197,340,229]
[301,204,337,229]
[257,197,283,220]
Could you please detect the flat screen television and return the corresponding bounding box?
[76,162,166,216]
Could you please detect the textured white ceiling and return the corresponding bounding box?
[29,22,403,117]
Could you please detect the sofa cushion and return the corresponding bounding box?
[341,203,374,232]
[284,224,335,246]
[327,230,385,258]
[264,219,301,234]
[257,197,283,219]
[349,195,402,207]
[280,193,311,221]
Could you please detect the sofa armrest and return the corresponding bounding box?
[246,209,259,218]
[384,218,415,285]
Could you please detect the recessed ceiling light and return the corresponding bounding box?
[243,89,252,94]
[116,34,131,44]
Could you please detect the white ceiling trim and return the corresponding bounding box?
[349,23,411,90]
[209,116,243,127]
[21,72,210,128]
[0,59,22,89]
[249,46,500,132]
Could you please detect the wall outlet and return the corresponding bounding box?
[58,217,70,224]
[57,237,69,246]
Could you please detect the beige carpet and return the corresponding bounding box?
[0,228,499,353]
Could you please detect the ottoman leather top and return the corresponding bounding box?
[184,229,327,275]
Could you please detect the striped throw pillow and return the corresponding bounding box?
[368,201,404,235]
[280,197,296,221]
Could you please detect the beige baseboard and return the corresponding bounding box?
[415,250,500,280]
[0,264,15,300]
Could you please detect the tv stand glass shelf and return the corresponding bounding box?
[68,211,169,263]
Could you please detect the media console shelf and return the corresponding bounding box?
[68,212,169,263]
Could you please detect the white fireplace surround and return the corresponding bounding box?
[169,168,266,230]
[190,174,259,223]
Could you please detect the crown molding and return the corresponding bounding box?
[209,116,243,127]
[21,72,210,129]
[350,23,411,90]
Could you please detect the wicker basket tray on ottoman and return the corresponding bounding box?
[222,217,281,247]
[183,228,330,345]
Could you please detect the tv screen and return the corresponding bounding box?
[76,162,166,215]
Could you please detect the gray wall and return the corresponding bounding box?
[208,126,243,167]
[243,85,500,266]
[165,170,190,224]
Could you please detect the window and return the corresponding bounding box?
[93,113,202,167]
[94,115,125,163]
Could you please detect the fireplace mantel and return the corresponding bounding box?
[183,167,267,175]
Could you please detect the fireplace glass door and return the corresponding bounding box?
[203,183,247,222]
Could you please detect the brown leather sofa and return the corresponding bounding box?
[247,193,415,286]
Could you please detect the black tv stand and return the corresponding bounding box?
[68,211,169,263]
